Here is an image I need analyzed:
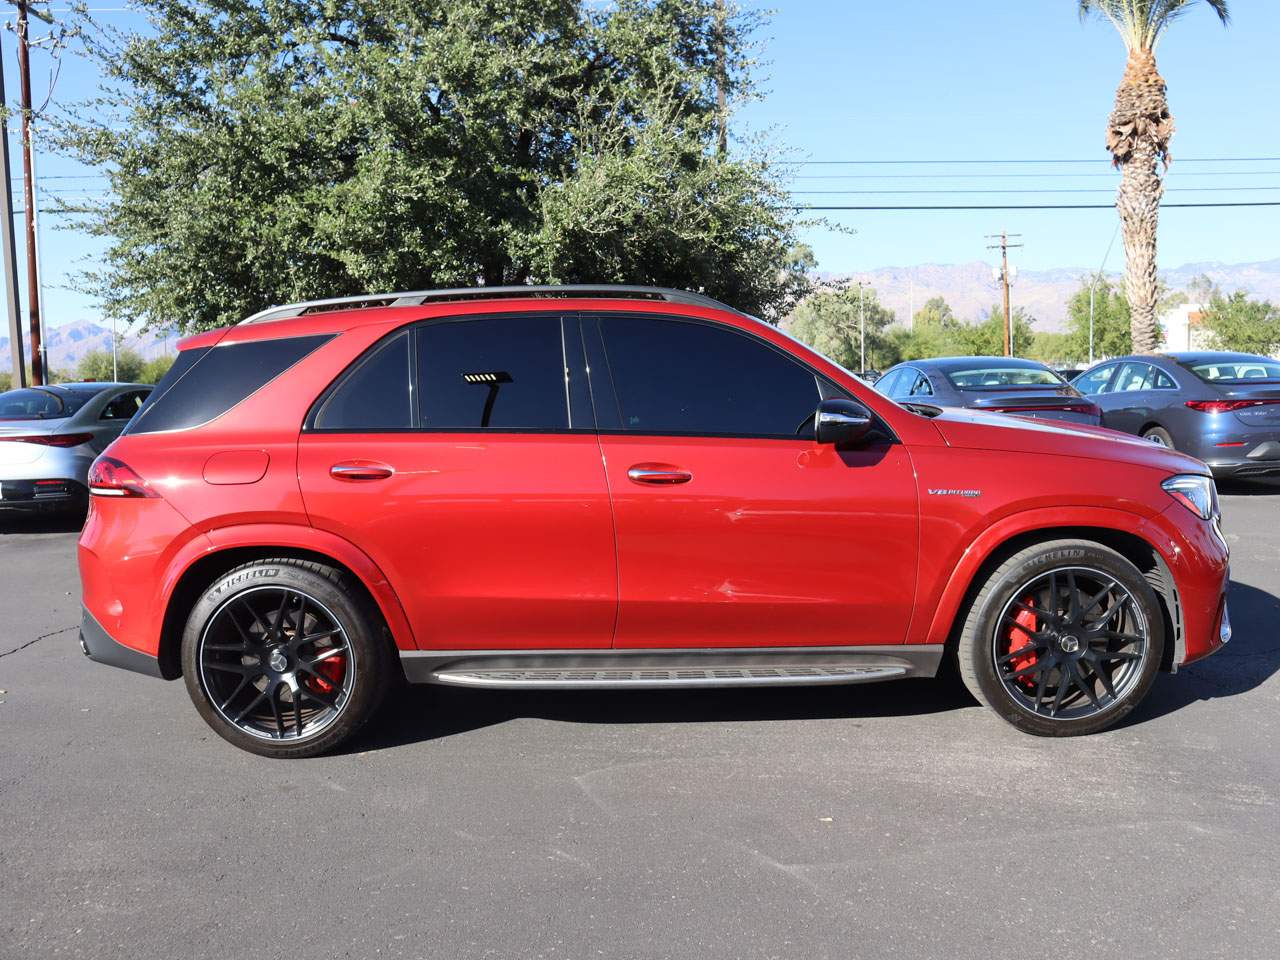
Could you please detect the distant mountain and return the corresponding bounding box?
[1,320,177,376]
[817,257,1280,332]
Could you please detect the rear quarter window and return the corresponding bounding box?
[127,334,333,435]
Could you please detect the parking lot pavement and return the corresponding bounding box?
[2,489,1278,960]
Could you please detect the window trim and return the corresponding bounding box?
[303,312,589,436]
[583,311,896,444]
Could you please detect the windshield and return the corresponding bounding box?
[946,366,1064,389]
[0,387,94,420]
[1185,359,1280,383]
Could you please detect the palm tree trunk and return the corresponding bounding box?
[1107,50,1174,355]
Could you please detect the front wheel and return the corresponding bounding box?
[956,540,1164,737]
[1142,426,1174,449]
[181,559,391,758]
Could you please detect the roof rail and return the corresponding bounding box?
[239,285,738,325]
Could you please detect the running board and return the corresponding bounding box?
[400,646,942,690]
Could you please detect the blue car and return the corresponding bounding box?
[1071,351,1280,480]
[875,356,1102,425]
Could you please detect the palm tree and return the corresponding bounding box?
[1079,1,1229,353]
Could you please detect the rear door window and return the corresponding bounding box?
[415,316,569,431]
[313,332,413,431]
[128,335,332,435]
[1114,362,1154,392]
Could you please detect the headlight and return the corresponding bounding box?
[1162,474,1219,520]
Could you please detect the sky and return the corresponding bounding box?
[5,0,1280,331]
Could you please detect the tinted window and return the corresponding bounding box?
[1074,365,1115,395]
[416,316,568,430]
[947,365,1063,389]
[1186,358,1280,382]
[100,389,150,421]
[128,335,332,435]
[314,332,412,430]
[598,316,821,437]
[1152,368,1177,389]
[909,372,934,397]
[0,387,93,420]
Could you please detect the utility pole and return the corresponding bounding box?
[986,230,1022,357]
[858,281,866,373]
[16,2,43,385]
[713,0,728,155]
[0,29,25,388]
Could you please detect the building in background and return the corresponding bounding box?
[1160,302,1211,352]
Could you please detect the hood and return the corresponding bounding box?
[929,406,1207,476]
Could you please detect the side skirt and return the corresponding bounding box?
[400,645,944,690]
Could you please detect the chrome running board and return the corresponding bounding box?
[401,646,942,690]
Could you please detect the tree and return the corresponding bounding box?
[56,1,810,333]
[886,297,967,361]
[1065,277,1131,360]
[77,348,146,383]
[140,355,175,384]
[1200,291,1280,354]
[787,285,898,372]
[962,306,1036,357]
[1079,1,1230,354]
[1028,332,1081,364]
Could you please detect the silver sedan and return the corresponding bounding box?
[0,382,152,513]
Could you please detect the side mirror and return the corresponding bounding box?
[814,398,875,449]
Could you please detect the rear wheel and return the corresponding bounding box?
[1142,425,1174,449]
[956,540,1164,736]
[181,559,391,758]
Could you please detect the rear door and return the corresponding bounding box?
[586,313,919,650]
[1098,362,1160,434]
[298,314,616,651]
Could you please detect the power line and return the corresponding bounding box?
[788,170,1280,180]
[789,186,1280,195]
[780,156,1280,166]
[794,201,1280,211]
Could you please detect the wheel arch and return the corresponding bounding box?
[930,517,1182,673]
[157,528,416,679]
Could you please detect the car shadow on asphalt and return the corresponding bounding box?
[0,509,86,535]
[1121,578,1280,729]
[351,674,979,754]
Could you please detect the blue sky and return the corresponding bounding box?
[7,0,1280,330]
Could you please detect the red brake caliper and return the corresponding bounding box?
[304,652,346,695]
[1006,597,1039,688]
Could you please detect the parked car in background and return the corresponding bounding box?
[1055,367,1086,382]
[0,382,153,513]
[1071,352,1280,480]
[77,286,1228,758]
[875,356,1102,426]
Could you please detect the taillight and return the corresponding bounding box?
[1186,399,1280,414]
[87,455,157,498]
[989,401,1101,417]
[0,432,94,447]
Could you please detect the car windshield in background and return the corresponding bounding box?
[946,367,1064,389]
[0,387,94,420]
[1185,359,1280,383]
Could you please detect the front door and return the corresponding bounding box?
[584,314,919,649]
[298,314,616,650]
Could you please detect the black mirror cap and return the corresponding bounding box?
[814,398,875,449]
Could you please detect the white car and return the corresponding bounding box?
[0,382,152,514]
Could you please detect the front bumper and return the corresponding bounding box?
[79,606,163,679]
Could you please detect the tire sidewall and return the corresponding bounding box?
[963,542,1165,737]
[180,561,386,758]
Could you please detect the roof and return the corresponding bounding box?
[1164,351,1275,364]
[906,356,1050,372]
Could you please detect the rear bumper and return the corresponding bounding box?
[0,479,87,510]
[79,605,164,678]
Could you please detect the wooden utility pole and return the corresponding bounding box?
[0,29,25,388]
[714,0,728,155]
[986,230,1022,357]
[16,1,43,385]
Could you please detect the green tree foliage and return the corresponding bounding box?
[787,285,898,372]
[1027,331,1078,364]
[55,1,811,332]
[964,305,1036,357]
[140,355,176,384]
[77,348,146,383]
[1065,278,1131,360]
[1200,291,1280,354]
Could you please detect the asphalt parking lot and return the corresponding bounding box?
[2,487,1278,960]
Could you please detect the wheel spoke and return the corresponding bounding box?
[1105,630,1145,646]
[1033,666,1050,713]
[205,660,253,676]
[203,641,248,653]
[292,688,304,737]
[299,679,339,710]
[1095,649,1141,662]
[1069,660,1102,709]
[1065,570,1080,623]
[218,675,251,712]
[273,591,291,641]
[304,646,346,667]
[1085,654,1117,699]
[1009,599,1050,624]
[239,596,267,636]
[1079,579,1117,620]
[1050,667,1071,716]
[1003,659,1050,682]
[268,682,286,738]
[1047,570,1058,619]
[231,687,269,724]
[997,640,1041,665]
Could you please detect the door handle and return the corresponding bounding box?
[627,463,692,485]
[330,460,394,481]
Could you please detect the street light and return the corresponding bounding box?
[1088,224,1122,365]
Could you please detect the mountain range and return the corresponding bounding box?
[817,257,1280,332]
[2,257,1279,372]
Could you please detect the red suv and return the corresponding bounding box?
[78,286,1231,757]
